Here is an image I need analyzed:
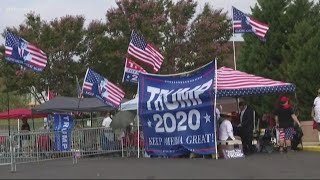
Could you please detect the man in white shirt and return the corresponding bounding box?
[102,112,114,142]
[311,88,320,142]
[102,112,112,128]
[219,113,236,141]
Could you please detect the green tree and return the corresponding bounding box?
[1,0,233,104]
[0,92,29,112]
[238,0,320,120]
[0,13,86,104]
[88,0,232,97]
[282,1,320,120]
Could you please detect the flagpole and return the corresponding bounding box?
[231,6,237,70]
[77,68,89,111]
[6,78,11,136]
[47,86,50,101]
[137,82,140,158]
[122,58,128,83]
[127,30,134,53]
[231,6,241,121]
[75,76,79,96]
[214,58,218,160]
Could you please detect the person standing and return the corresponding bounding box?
[102,112,112,128]
[238,101,255,155]
[21,117,31,156]
[311,88,320,143]
[21,117,31,132]
[101,112,114,150]
[275,96,301,153]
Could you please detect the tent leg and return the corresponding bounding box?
[137,116,140,158]
[8,119,10,135]
[82,117,85,128]
[32,118,35,131]
[6,86,11,135]
[90,112,93,128]
[17,119,20,133]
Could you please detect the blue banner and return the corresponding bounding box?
[53,114,74,151]
[123,70,139,84]
[138,61,216,156]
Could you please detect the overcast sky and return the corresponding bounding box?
[0,0,258,44]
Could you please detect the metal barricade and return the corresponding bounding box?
[0,127,128,171]
[72,127,122,158]
[121,130,144,157]
[0,134,11,166]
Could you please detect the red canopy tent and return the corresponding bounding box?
[0,108,47,120]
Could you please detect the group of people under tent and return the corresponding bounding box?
[217,96,302,155]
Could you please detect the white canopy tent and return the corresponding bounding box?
[120,96,138,111]
[120,96,238,112]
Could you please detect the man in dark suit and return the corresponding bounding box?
[10,39,31,63]
[238,101,255,155]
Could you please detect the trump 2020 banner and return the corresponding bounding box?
[122,58,147,84]
[138,61,216,156]
[53,114,74,151]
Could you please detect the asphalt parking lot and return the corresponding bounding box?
[0,151,319,179]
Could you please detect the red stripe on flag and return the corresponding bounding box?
[217,67,291,90]
[128,44,155,68]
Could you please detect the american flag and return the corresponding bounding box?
[232,6,269,38]
[82,68,125,108]
[5,31,48,72]
[127,30,163,72]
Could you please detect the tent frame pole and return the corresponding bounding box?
[214,59,218,160]
[137,84,140,158]
[6,77,11,135]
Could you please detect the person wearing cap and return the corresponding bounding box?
[219,113,236,141]
[311,88,320,142]
[274,96,301,153]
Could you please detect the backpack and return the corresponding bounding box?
[291,126,303,150]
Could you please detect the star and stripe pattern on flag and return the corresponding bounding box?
[232,6,269,38]
[82,68,125,108]
[5,31,48,72]
[216,67,295,97]
[122,58,147,84]
[127,30,163,72]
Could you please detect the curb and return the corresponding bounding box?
[302,146,320,152]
